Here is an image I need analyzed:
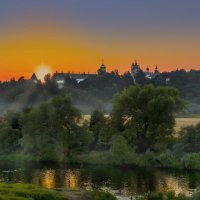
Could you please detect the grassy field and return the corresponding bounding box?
[82,115,200,134]
[175,118,200,132]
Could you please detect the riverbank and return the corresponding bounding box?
[1,162,200,199]
[136,191,200,200]
[0,184,67,200]
[71,151,200,170]
[0,184,117,200]
[1,183,200,200]
[2,150,200,170]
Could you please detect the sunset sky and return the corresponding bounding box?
[0,0,200,81]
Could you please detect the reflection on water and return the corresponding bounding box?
[65,170,80,190]
[33,170,56,189]
[32,169,80,190]
[156,174,190,196]
[0,162,199,197]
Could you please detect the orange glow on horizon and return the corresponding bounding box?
[0,22,200,81]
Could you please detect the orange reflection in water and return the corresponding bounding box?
[65,170,80,190]
[41,170,56,189]
[156,175,190,196]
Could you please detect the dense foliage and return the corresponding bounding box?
[177,123,200,153]
[0,84,200,170]
[112,85,184,152]
[0,96,92,162]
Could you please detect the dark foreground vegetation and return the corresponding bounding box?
[0,184,116,200]
[0,84,200,170]
[136,191,200,200]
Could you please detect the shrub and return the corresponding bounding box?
[111,135,136,165]
[192,191,200,200]
[92,191,117,200]
[136,191,188,200]
[181,153,200,170]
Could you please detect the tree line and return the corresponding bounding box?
[1,84,200,168]
[0,69,200,114]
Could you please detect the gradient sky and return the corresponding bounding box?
[0,0,200,80]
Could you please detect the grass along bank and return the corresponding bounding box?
[71,151,200,170]
[136,190,200,200]
[0,184,117,200]
[0,184,67,200]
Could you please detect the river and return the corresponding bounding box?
[0,162,199,199]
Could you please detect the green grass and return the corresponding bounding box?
[0,153,35,162]
[136,190,200,200]
[0,184,67,200]
[90,191,117,200]
[71,151,113,165]
[136,191,188,200]
[0,184,117,200]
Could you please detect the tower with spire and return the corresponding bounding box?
[153,66,160,78]
[130,60,141,83]
[98,61,107,76]
[145,67,151,78]
[131,60,141,75]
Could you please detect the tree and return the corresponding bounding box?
[5,111,22,130]
[90,108,106,146]
[44,73,51,83]
[21,96,90,161]
[178,123,200,153]
[112,84,184,153]
[0,120,22,154]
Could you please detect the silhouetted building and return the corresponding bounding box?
[144,66,160,79]
[98,63,107,76]
[145,67,151,78]
[153,66,160,77]
[31,73,38,84]
[130,61,161,83]
[52,71,96,89]
[131,60,141,75]
[130,60,141,83]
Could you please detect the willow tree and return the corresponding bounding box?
[21,96,90,161]
[112,85,184,153]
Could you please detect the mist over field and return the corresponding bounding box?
[1,69,200,116]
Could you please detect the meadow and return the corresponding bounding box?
[82,115,200,135]
[175,118,200,132]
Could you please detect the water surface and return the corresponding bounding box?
[0,162,199,198]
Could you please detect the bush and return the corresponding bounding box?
[136,191,188,200]
[192,191,200,200]
[181,153,200,170]
[179,123,200,153]
[157,150,181,168]
[71,151,113,165]
[111,135,136,165]
[91,191,117,200]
